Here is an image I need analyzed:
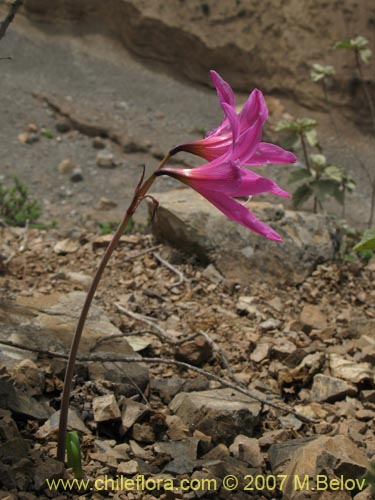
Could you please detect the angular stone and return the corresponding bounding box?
[35,409,90,438]
[120,399,149,435]
[300,304,328,331]
[117,460,139,475]
[96,150,115,168]
[329,354,373,384]
[53,238,79,254]
[0,293,149,395]
[169,388,261,444]
[229,435,263,468]
[131,423,155,443]
[250,343,270,363]
[93,394,121,423]
[58,158,76,174]
[150,190,335,284]
[279,435,369,499]
[0,377,52,420]
[259,318,281,332]
[311,374,357,403]
[202,264,224,284]
[175,335,213,367]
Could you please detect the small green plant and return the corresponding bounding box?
[335,36,372,64]
[98,219,134,235]
[0,176,42,226]
[276,119,355,213]
[41,129,54,139]
[66,431,83,479]
[353,228,375,252]
[288,154,355,212]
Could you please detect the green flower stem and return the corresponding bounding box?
[56,153,171,463]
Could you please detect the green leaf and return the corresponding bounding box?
[312,179,344,205]
[310,154,327,168]
[360,48,372,64]
[324,165,344,182]
[66,431,83,479]
[41,130,53,139]
[334,39,354,50]
[288,168,313,185]
[292,183,313,208]
[353,229,375,252]
[275,119,299,132]
[305,129,320,148]
[310,63,336,82]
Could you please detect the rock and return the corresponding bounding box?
[120,399,149,435]
[55,118,71,133]
[270,338,296,361]
[33,457,65,490]
[311,374,357,403]
[329,354,374,384]
[277,435,369,499]
[58,158,76,174]
[202,443,230,461]
[151,376,209,404]
[300,304,328,331]
[154,438,199,474]
[70,167,84,182]
[131,423,155,443]
[278,352,325,386]
[149,190,335,284]
[236,296,264,319]
[250,343,270,363]
[92,137,106,149]
[36,409,90,438]
[259,318,281,332]
[11,359,45,395]
[0,377,52,420]
[93,394,121,423]
[63,270,92,289]
[166,415,190,441]
[53,238,79,254]
[18,132,39,144]
[0,293,149,395]
[97,197,118,210]
[229,435,263,468]
[169,388,261,444]
[202,264,224,284]
[96,150,115,168]
[117,460,139,475]
[175,334,213,367]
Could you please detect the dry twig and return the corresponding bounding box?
[153,252,186,287]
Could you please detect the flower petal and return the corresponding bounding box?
[231,118,263,163]
[221,102,240,148]
[210,70,236,109]
[239,89,268,129]
[157,161,241,193]
[228,168,291,198]
[197,188,283,241]
[247,142,298,166]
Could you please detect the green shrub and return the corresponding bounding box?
[0,176,42,227]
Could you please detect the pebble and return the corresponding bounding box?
[96,150,115,168]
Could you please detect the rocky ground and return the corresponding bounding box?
[0,225,375,499]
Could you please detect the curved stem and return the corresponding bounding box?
[57,154,170,463]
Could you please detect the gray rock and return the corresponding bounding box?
[0,377,52,420]
[311,374,357,403]
[202,264,224,284]
[70,167,84,182]
[96,150,115,168]
[0,293,149,396]
[175,334,213,367]
[329,354,374,384]
[120,399,149,435]
[93,394,121,423]
[278,435,369,499]
[149,189,335,284]
[169,388,261,444]
[229,435,263,467]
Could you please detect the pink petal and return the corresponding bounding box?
[221,102,240,148]
[231,119,263,163]
[157,161,241,193]
[239,89,268,129]
[247,142,297,166]
[228,168,291,198]
[210,70,236,109]
[197,188,283,241]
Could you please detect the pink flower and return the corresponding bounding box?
[171,71,296,166]
[158,71,296,241]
